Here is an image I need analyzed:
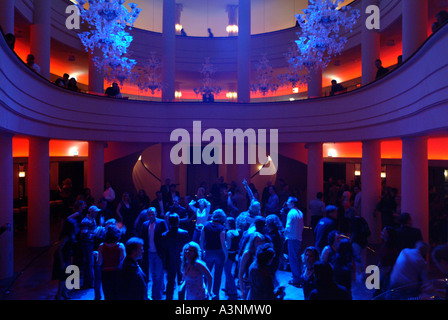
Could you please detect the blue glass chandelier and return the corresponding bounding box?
[75,0,142,82]
[294,0,360,73]
[193,58,222,97]
[131,52,165,94]
[250,54,279,96]
[278,43,308,88]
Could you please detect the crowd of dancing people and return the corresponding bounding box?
[52,176,448,301]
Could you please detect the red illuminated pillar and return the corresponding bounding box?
[30,0,51,79]
[401,136,429,242]
[361,0,381,85]
[87,141,105,205]
[27,137,50,247]
[402,0,428,60]
[306,142,323,226]
[0,133,14,280]
[361,139,382,243]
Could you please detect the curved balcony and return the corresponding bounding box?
[0,23,447,144]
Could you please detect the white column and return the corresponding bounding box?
[30,0,51,79]
[0,0,15,35]
[361,0,381,85]
[237,0,251,103]
[162,0,176,102]
[361,140,382,243]
[306,143,323,226]
[28,137,50,247]
[307,67,322,98]
[88,141,105,204]
[401,136,429,242]
[402,0,428,60]
[0,133,14,280]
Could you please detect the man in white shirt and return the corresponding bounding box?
[285,197,304,287]
[103,181,115,203]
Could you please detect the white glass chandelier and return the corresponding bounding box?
[250,54,279,96]
[193,58,222,97]
[75,0,142,82]
[294,0,360,73]
[131,52,165,94]
[278,44,308,88]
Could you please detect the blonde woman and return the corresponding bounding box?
[180,241,213,300]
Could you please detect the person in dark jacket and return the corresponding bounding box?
[118,237,147,300]
[396,212,423,253]
[314,205,338,253]
[161,213,190,300]
[141,207,168,300]
[308,261,351,300]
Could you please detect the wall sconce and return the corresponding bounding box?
[175,91,182,99]
[226,24,238,34]
[226,91,237,100]
[327,148,337,158]
[444,169,448,180]
[292,87,299,93]
[175,24,183,33]
[354,170,361,176]
[19,171,26,178]
[69,147,79,157]
[381,172,387,179]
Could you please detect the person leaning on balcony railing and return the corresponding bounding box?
[330,80,345,96]
[375,59,389,80]
[105,82,122,98]
[432,10,448,33]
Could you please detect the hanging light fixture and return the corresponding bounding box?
[278,43,309,88]
[294,0,360,73]
[75,0,142,82]
[193,57,222,97]
[131,52,165,94]
[250,54,279,96]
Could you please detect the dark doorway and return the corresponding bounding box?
[324,162,346,182]
[58,161,84,199]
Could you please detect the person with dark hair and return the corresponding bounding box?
[161,213,189,300]
[141,207,167,300]
[5,33,15,50]
[119,237,147,300]
[308,261,351,300]
[80,205,101,289]
[116,192,138,241]
[97,225,125,300]
[52,217,76,300]
[239,232,266,299]
[200,209,227,300]
[375,226,399,297]
[26,54,40,74]
[396,212,423,253]
[309,192,326,231]
[285,196,304,287]
[265,214,283,284]
[314,205,338,253]
[208,28,214,37]
[55,73,70,88]
[330,79,345,96]
[375,59,389,79]
[151,191,166,219]
[247,243,285,300]
[300,246,320,300]
[436,10,448,28]
[67,78,79,92]
[331,238,355,298]
[105,82,122,98]
[320,230,343,264]
[223,216,240,300]
[346,206,370,271]
[265,185,280,216]
[389,241,430,299]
